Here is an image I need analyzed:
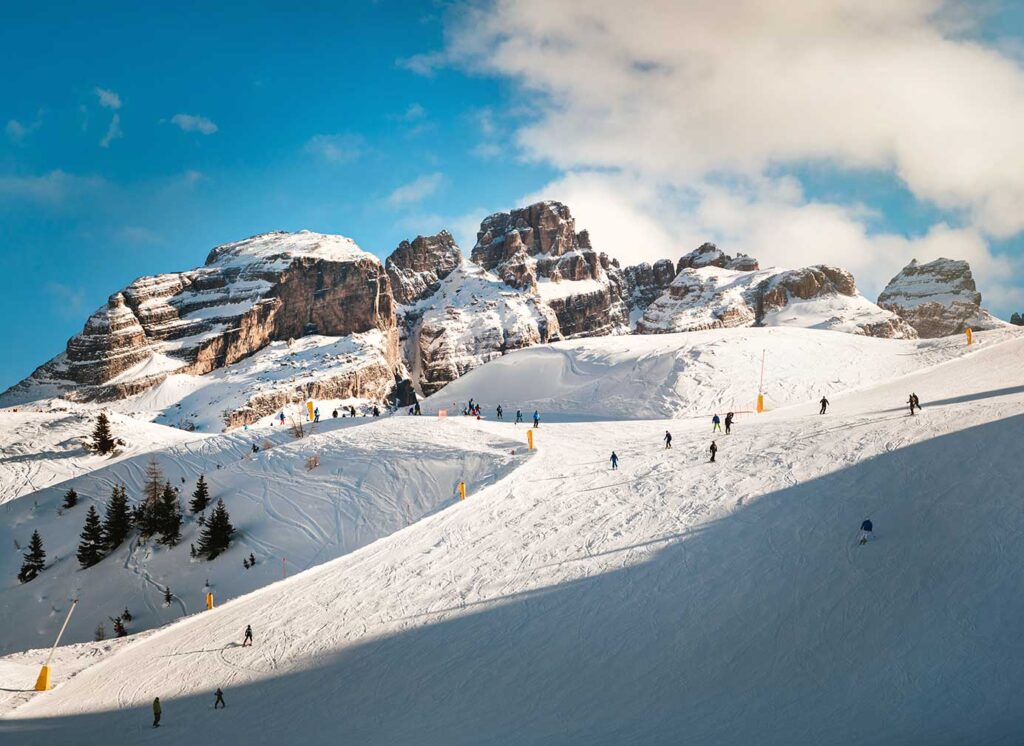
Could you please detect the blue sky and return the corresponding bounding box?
[2,0,1023,391]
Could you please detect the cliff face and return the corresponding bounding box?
[877,258,1005,338]
[386,231,463,306]
[5,231,400,421]
[636,263,917,339]
[471,202,629,337]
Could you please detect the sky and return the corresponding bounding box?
[2,0,1023,390]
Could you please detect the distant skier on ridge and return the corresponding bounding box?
[515,409,523,425]
[496,405,503,420]
[664,431,672,449]
[533,410,540,428]
[819,396,829,415]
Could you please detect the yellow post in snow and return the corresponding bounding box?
[527,429,534,450]
[756,394,765,413]
[458,482,466,501]
[206,592,214,610]
[966,328,973,346]
[36,599,78,691]
[756,349,766,413]
[306,401,314,421]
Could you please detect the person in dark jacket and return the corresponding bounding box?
[610,452,619,470]
[724,412,734,435]
[819,397,829,415]
[712,414,721,432]
[332,409,338,418]
[859,519,873,545]
[496,405,503,420]
[515,409,523,425]
[242,624,253,647]
[908,394,916,416]
[214,688,226,709]
[709,441,718,463]
[664,431,672,449]
[152,697,162,727]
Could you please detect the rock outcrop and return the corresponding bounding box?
[877,258,1005,338]
[5,231,401,420]
[676,243,759,273]
[471,202,629,337]
[637,263,917,338]
[386,231,463,306]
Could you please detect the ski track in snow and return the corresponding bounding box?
[0,328,1023,743]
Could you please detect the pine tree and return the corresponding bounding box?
[18,530,46,583]
[94,623,106,641]
[111,616,127,637]
[76,505,106,568]
[189,475,211,514]
[103,484,132,550]
[197,499,235,560]
[62,488,78,510]
[155,482,183,546]
[164,586,173,605]
[122,606,133,622]
[91,412,116,455]
[1012,312,1023,326]
[137,458,164,538]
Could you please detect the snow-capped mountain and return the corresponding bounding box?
[877,257,1006,337]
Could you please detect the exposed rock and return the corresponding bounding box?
[5,231,400,415]
[877,258,1005,338]
[637,264,917,339]
[676,243,759,273]
[386,231,463,305]
[623,259,678,314]
[471,201,629,337]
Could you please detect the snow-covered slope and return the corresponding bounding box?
[0,403,204,505]
[2,330,1024,744]
[424,326,1006,420]
[0,416,526,653]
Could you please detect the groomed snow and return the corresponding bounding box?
[205,230,373,270]
[2,329,1023,744]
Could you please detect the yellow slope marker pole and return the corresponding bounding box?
[36,598,78,691]
[459,482,466,501]
[306,401,314,421]
[756,349,766,413]
[966,328,973,346]
[527,429,534,450]
[206,592,214,610]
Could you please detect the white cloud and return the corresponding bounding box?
[171,113,218,135]
[100,114,122,148]
[304,133,363,163]
[397,52,446,76]
[95,87,121,110]
[471,142,502,159]
[387,172,445,206]
[402,103,426,121]
[0,170,104,203]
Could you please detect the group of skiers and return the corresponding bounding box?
[457,398,538,428]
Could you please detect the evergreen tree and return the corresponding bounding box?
[76,505,106,568]
[122,606,133,622]
[189,475,211,514]
[62,488,79,510]
[90,412,116,455]
[18,530,46,583]
[94,623,106,641]
[110,616,127,637]
[197,499,235,560]
[137,458,164,538]
[164,586,173,605]
[155,482,183,546]
[103,484,132,550]
[1012,312,1023,326]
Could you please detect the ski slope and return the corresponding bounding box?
[2,328,1023,744]
[0,416,526,653]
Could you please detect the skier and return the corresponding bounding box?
[819,396,829,415]
[859,519,873,545]
[214,688,226,709]
[908,394,916,416]
[152,697,162,728]
[515,409,523,425]
[313,407,320,423]
[496,405,503,420]
[414,402,421,415]
[372,405,380,417]
[332,409,338,419]
[249,552,255,566]
[349,405,356,418]
[251,443,259,454]
[278,412,285,425]
[610,452,619,470]
[533,410,540,428]
[712,414,721,432]
[912,393,920,411]
[664,431,672,449]
[242,624,253,647]
[724,412,734,435]
[709,440,718,463]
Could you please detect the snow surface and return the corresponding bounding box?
[2,328,1023,743]
[205,230,373,271]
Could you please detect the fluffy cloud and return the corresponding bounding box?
[95,87,121,110]
[387,172,445,206]
[304,133,363,163]
[171,113,218,135]
[440,0,1024,310]
[0,170,105,204]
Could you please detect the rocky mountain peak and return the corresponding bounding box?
[877,257,1004,338]
[386,231,463,306]
[677,243,759,273]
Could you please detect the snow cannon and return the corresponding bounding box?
[36,599,78,691]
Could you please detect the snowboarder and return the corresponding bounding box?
[610,452,619,470]
[251,443,259,454]
[724,412,734,435]
[533,410,540,428]
[819,396,829,415]
[152,697,162,728]
[496,405,503,420]
[332,409,338,419]
[515,409,523,425]
[664,431,672,449]
[242,624,253,647]
[712,414,721,432]
[709,440,718,463]
[214,688,226,709]
[313,407,320,423]
[859,519,873,545]
[372,405,380,417]
[908,394,916,416]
